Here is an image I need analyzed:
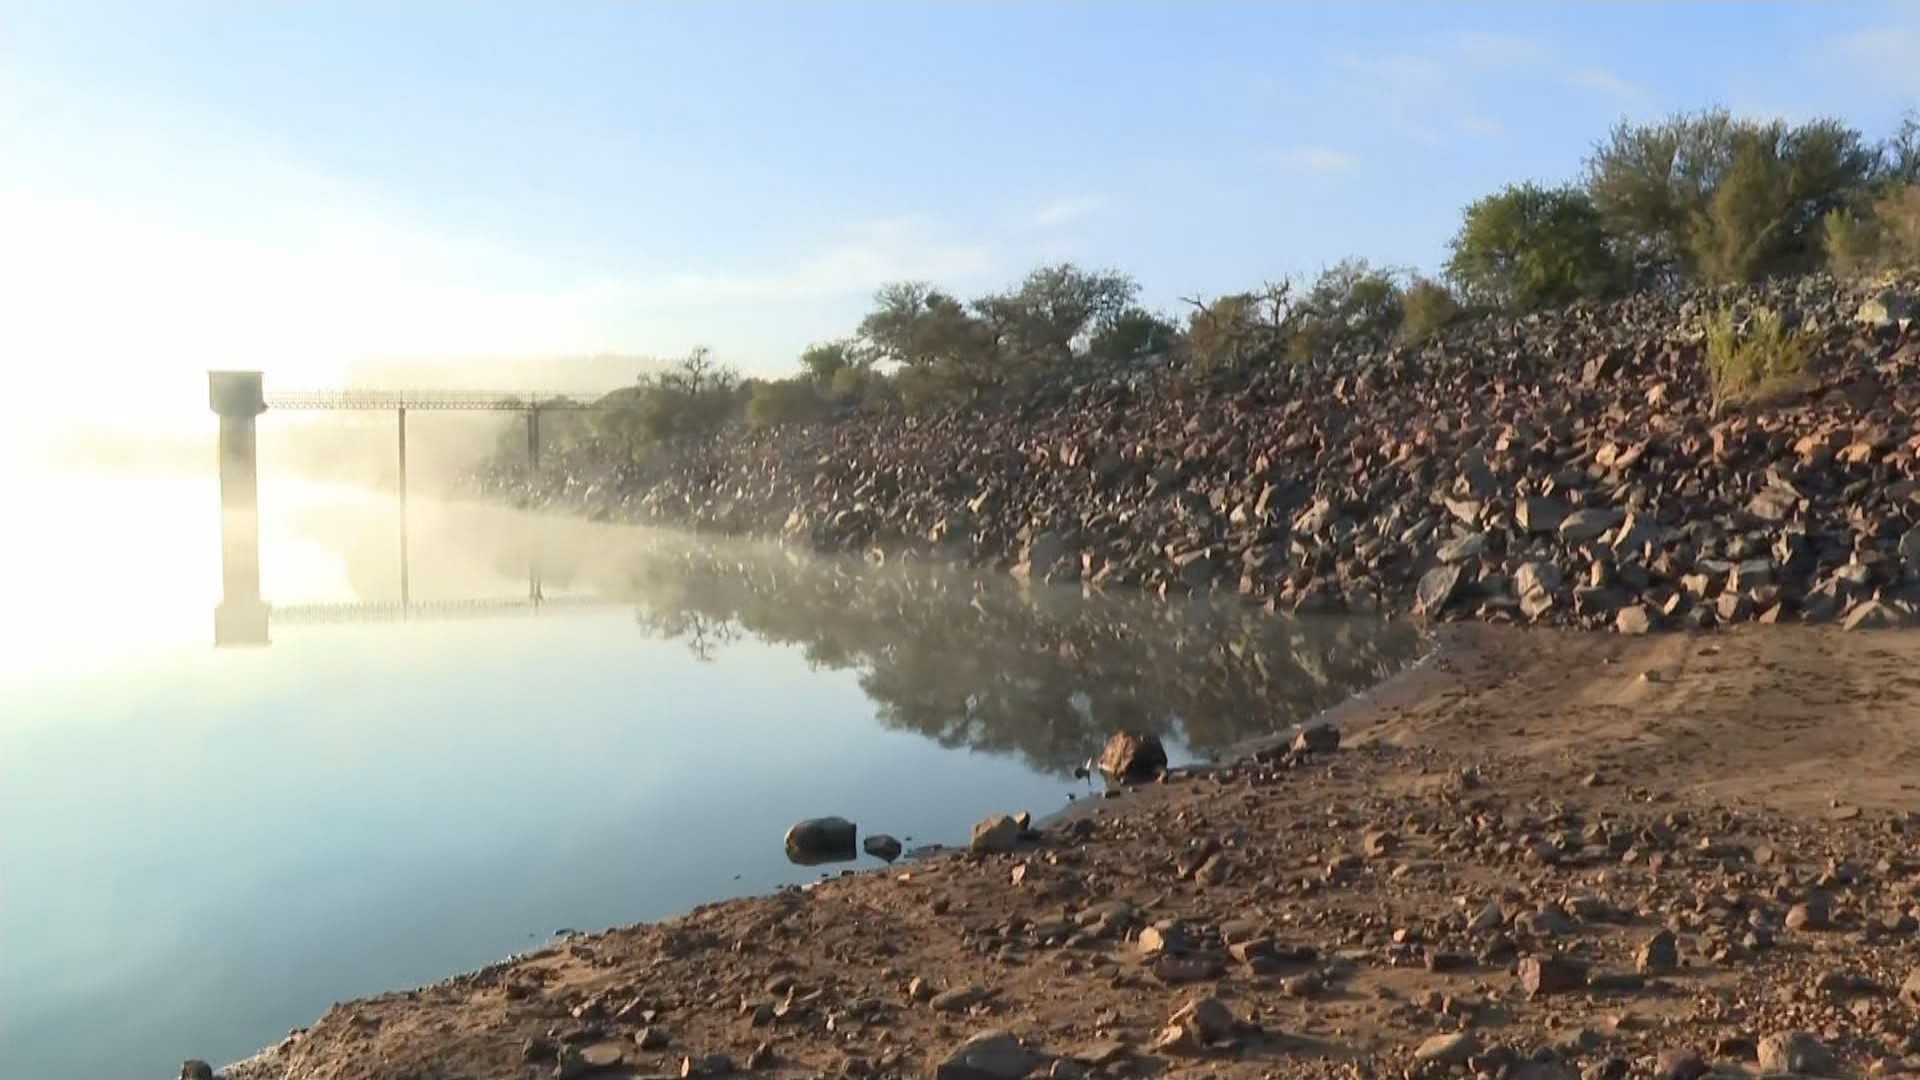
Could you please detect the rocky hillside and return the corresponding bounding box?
[489,276,1920,632]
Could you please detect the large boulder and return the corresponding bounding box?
[969,814,1022,855]
[1756,1031,1836,1076]
[1098,731,1167,780]
[784,817,857,864]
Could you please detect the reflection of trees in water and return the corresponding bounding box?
[602,543,1420,777]
[289,499,1417,777]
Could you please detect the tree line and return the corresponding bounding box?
[557,107,1920,446]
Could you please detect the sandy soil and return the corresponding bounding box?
[228,626,1920,1080]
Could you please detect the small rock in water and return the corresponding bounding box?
[970,814,1022,855]
[863,834,904,862]
[784,816,857,864]
[181,1062,215,1080]
[1097,731,1167,780]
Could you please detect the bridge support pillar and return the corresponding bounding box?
[210,371,269,645]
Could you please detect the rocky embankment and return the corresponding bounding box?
[490,277,1920,632]
[226,625,1920,1080]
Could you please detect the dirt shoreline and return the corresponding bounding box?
[227,624,1920,1080]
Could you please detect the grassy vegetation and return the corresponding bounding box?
[1701,305,1810,402]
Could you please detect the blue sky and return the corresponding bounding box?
[2,1,1917,402]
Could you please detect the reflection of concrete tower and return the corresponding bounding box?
[210,371,270,646]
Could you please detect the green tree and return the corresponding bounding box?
[1088,308,1182,362]
[799,340,862,385]
[857,281,997,383]
[1586,109,1877,280]
[971,263,1139,367]
[1445,183,1618,310]
[1287,259,1405,361]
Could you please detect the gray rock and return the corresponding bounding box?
[1291,722,1340,754]
[1414,1032,1478,1065]
[1615,605,1655,635]
[181,1063,215,1080]
[1437,531,1487,564]
[1843,599,1903,630]
[1519,953,1588,996]
[1756,1031,1836,1076]
[1416,563,1463,615]
[1517,497,1568,534]
[1857,288,1917,329]
[970,814,1022,855]
[863,834,903,862]
[1515,561,1563,598]
[1561,507,1625,543]
[1652,1049,1707,1080]
[785,817,857,864]
[929,985,988,1012]
[1636,929,1679,975]
[1097,731,1167,779]
[936,1031,1043,1080]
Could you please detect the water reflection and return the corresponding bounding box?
[279,501,1422,777]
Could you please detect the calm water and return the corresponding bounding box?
[0,465,1419,1080]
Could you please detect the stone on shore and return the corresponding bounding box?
[1097,731,1167,780]
[970,814,1022,855]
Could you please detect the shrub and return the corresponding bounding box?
[1874,184,1920,268]
[1701,305,1809,401]
[1446,183,1619,310]
[1822,207,1877,277]
[1397,277,1461,344]
[746,378,824,429]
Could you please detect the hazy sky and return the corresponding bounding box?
[3,1,1916,414]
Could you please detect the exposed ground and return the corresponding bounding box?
[228,626,1920,1080]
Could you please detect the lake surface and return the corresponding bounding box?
[0,464,1420,1080]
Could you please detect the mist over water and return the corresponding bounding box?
[0,447,1417,1080]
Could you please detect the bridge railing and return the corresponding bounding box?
[262,389,607,411]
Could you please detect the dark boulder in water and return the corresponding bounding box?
[784,817,857,864]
